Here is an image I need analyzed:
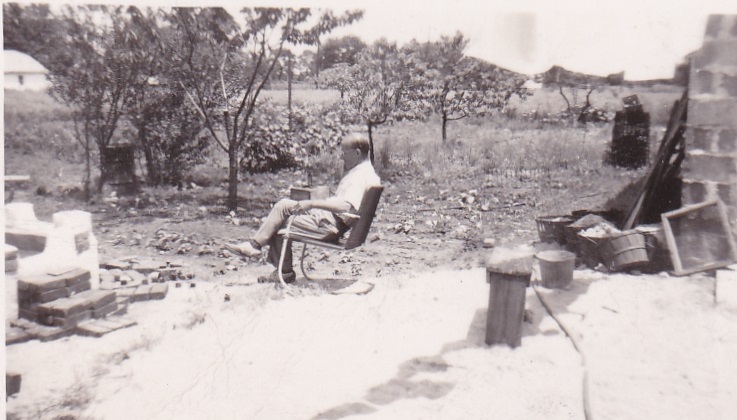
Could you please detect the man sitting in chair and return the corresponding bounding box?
[225,132,380,284]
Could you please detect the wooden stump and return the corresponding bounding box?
[485,257,533,348]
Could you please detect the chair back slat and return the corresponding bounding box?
[344,186,383,249]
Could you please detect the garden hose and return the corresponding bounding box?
[532,284,593,420]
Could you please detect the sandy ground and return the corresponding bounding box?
[5,250,737,420]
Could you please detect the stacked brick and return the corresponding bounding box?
[17,268,92,322]
[16,268,125,326]
[683,15,737,236]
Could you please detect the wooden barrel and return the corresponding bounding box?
[601,231,649,272]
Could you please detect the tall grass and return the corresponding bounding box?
[373,115,610,183]
[508,84,684,125]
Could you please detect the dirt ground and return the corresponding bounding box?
[4,168,737,419]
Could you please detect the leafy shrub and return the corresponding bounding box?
[241,101,349,173]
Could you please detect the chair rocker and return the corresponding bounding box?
[276,186,384,286]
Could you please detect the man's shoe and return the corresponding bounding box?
[258,270,296,284]
[224,241,261,258]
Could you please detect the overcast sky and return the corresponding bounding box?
[281,0,737,80]
[30,0,737,80]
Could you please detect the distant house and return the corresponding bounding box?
[4,50,51,91]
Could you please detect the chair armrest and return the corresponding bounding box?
[337,212,360,221]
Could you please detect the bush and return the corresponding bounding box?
[241,101,349,173]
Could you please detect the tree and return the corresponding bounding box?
[318,35,366,70]
[307,10,363,86]
[47,5,162,198]
[331,39,425,162]
[404,33,531,142]
[164,7,361,211]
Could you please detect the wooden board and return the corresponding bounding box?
[661,199,737,276]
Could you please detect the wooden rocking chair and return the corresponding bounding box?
[276,186,384,286]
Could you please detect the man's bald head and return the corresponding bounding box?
[341,132,371,156]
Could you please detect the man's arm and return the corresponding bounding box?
[294,197,353,214]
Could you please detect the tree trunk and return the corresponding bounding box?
[97,147,105,194]
[367,122,375,164]
[314,41,321,89]
[287,55,293,135]
[84,136,91,202]
[138,125,160,186]
[227,140,239,212]
[442,112,448,143]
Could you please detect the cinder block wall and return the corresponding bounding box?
[682,15,737,235]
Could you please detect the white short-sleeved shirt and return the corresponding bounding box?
[334,160,381,211]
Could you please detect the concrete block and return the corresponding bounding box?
[38,295,93,318]
[30,324,75,342]
[716,269,737,308]
[693,39,737,68]
[6,372,21,397]
[149,283,169,300]
[111,304,128,317]
[75,289,117,309]
[100,260,130,270]
[116,294,131,306]
[131,285,153,302]
[37,287,70,303]
[46,267,91,288]
[66,278,92,295]
[688,98,737,127]
[6,327,33,345]
[92,300,118,318]
[682,153,737,183]
[6,259,19,273]
[115,287,136,298]
[5,231,47,253]
[74,231,90,253]
[17,306,39,322]
[687,126,716,152]
[50,310,92,329]
[132,260,165,274]
[18,274,67,294]
[718,129,737,153]
[690,69,715,95]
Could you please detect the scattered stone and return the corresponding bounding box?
[132,261,164,274]
[6,327,32,346]
[482,238,496,248]
[132,285,153,302]
[147,272,161,283]
[190,282,196,288]
[224,294,230,302]
[100,260,130,270]
[149,283,169,300]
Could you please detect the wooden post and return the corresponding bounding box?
[485,257,533,348]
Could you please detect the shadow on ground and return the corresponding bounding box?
[311,308,488,420]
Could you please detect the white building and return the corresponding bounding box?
[4,49,52,91]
